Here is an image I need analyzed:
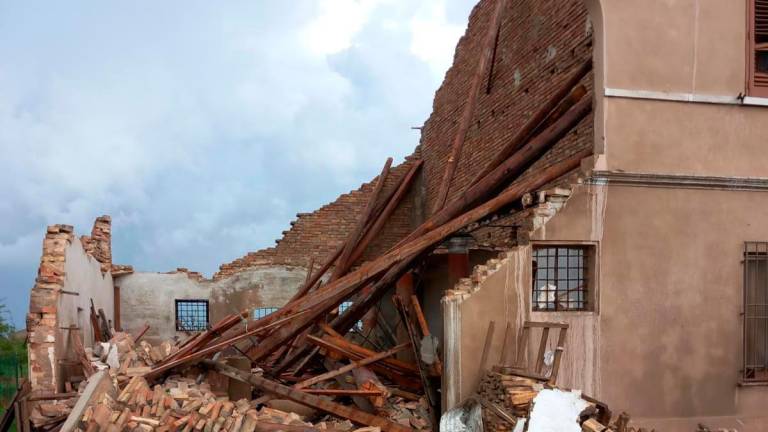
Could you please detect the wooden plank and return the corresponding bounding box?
[145,310,308,378]
[304,336,420,390]
[70,326,95,378]
[534,327,550,374]
[548,326,568,386]
[113,285,121,332]
[300,389,384,397]
[203,360,413,432]
[480,320,496,371]
[239,145,591,368]
[331,107,593,337]
[0,381,28,432]
[409,295,430,337]
[500,322,513,366]
[393,296,437,429]
[346,160,423,266]
[330,157,393,280]
[294,343,408,389]
[433,0,510,211]
[60,371,116,432]
[468,58,592,187]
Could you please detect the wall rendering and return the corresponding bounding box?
[117,266,307,343]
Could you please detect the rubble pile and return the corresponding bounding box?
[75,375,370,432]
[472,369,643,432]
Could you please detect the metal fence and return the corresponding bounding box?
[0,352,25,412]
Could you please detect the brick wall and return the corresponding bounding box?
[26,225,74,393]
[419,0,593,217]
[27,217,115,393]
[80,215,112,274]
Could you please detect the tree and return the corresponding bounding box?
[0,302,23,355]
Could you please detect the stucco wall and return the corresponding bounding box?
[599,185,768,431]
[601,0,746,95]
[117,266,307,343]
[57,236,114,387]
[604,100,768,177]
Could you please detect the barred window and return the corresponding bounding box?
[532,246,589,311]
[744,242,768,382]
[175,299,209,332]
[253,307,279,320]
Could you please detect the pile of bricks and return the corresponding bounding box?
[76,375,371,432]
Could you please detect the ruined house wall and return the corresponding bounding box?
[418,0,594,222]
[442,183,600,410]
[57,237,114,388]
[117,266,307,343]
[26,218,115,393]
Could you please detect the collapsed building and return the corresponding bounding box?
[13,0,768,431]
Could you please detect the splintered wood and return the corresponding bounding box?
[475,369,639,432]
[73,375,363,432]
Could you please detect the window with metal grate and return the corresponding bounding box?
[743,242,768,382]
[532,246,592,312]
[175,299,209,332]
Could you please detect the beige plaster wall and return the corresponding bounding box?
[599,185,768,431]
[57,237,114,389]
[117,266,306,343]
[604,99,768,177]
[601,0,746,95]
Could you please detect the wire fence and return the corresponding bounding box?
[0,351,25,414]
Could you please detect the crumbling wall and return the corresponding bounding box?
[57,236,114,389]
[442,184,602,410]
[442,251,527,411]
[117,265,307,343]
[418,0,594,222]
[27,217,115,393]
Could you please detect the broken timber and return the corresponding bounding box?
[202,360,413,432]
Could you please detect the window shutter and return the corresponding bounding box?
[750,0,768,96]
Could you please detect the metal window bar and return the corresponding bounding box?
[175,299,209,332]
[253,307,279,320]
[532,246,587,311]
[744,242,768,382]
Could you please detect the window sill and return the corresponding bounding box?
[530,310,597,317]
[738,380,768,387]
[743,96,768,107]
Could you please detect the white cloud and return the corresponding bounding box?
[302,0,389,56]
[409,0,469,80]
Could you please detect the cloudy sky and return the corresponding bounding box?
[0,0,476,327]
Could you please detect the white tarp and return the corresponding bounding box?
[527,389,589,432]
